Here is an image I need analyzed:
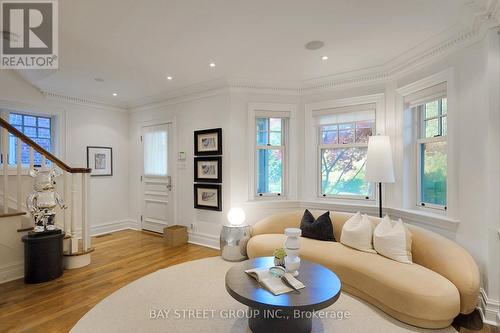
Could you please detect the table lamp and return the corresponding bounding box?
[365,135,395,217]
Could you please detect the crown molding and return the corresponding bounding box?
[35,1,500,112]
[40,90,128,113]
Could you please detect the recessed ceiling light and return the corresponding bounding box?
[321,55,329,60]
[209,62,216,68]
[112,93,118,96]
[305,40,325,50]
[166,76,173,80]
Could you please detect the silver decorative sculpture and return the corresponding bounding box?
[27,169,67,232]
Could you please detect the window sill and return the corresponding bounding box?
[243,199,460,233]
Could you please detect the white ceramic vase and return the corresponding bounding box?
[284,228,301,277]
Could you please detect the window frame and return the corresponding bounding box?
[255,116,287,197]
[248,103,296,201]
[414,97,448,212]
[317,119,375,200]
[0,108,59,175]
[7,112,54,167]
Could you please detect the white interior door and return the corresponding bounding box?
[141,123,173,233]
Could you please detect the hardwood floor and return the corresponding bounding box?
[0,229,497,333]
[0,230,219,333]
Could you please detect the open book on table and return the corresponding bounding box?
[245,268,306,296]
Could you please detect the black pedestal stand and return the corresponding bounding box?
[22,229,64,284]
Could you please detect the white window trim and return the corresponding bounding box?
[304,93,385,204]
[395,68,458,218]
[248,103,297,201]
[0,100,65,173]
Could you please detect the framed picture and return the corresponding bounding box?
[194,128,222,156]
[194,184,222,211]
[194,156,222,183]
[87,146,113,177]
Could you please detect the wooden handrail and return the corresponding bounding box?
[0,117,91,173]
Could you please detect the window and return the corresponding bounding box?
[255,117,285,196]
[414,98,447,209]
[143,126,168,177]
[318,110,375,198]
[8,113,52,166]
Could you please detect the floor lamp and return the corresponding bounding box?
[365,135,395,218]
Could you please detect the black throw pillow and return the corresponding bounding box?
[300,209,335,242]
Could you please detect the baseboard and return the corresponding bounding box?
[478,288,500,326]
[188,231,220,250]
[90,219,140,236]
[0,261,23,284]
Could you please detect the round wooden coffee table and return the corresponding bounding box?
[225,256,341,333]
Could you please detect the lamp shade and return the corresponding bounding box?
[227,208,246,226]
[365,135,395,183]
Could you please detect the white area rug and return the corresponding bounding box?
[71,257,457,333]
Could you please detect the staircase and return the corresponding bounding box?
[0,116,92,282]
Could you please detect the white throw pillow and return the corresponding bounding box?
[340,212,376,253]
[373,215,413,264]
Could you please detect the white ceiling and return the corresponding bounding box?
[16,0,481,108]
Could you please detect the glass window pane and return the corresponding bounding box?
[35,138,50,151]
[38,128,51,139]
[321,147,370,196]
[38,117,51,128]
[144,130,167,176]
[441,116,447,136]
[9,113,22,125]
[269,132,281,146]
[322,130,338,144]
[425,118,439,138]
[256,131,268,146]
[339,123,355,143]
[24,115,37,126]
[23,126,37,138]
[425,100,439,118]
[257,149,282,194]
[420,141,447,206]
[355,120,374,143]
[441,98,447,115]
[269,118,282,132]
[256,118,268,132]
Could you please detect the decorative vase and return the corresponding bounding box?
[284,228,301,277]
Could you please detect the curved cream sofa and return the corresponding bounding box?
[246,210,480,329]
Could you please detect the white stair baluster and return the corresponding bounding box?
[71,173,78,253]
[82,173,89,251]
[16,138,22,211]
[2,127,9,214]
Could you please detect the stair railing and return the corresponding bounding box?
[0,116,92,254]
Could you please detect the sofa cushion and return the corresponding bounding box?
[247,233,460,326]
[300,209,335,242]
[340,213,376,253]
[373,215,413,264]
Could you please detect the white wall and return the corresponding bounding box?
[129,92,231,247]
[0,70,131,235]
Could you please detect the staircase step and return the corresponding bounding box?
[0,209,26,219]
[63,247,95,257]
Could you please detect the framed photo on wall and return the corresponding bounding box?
[194,184,222,211]
[194,128,222,156]
[87,146,113,177]
[194,156,222,183]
